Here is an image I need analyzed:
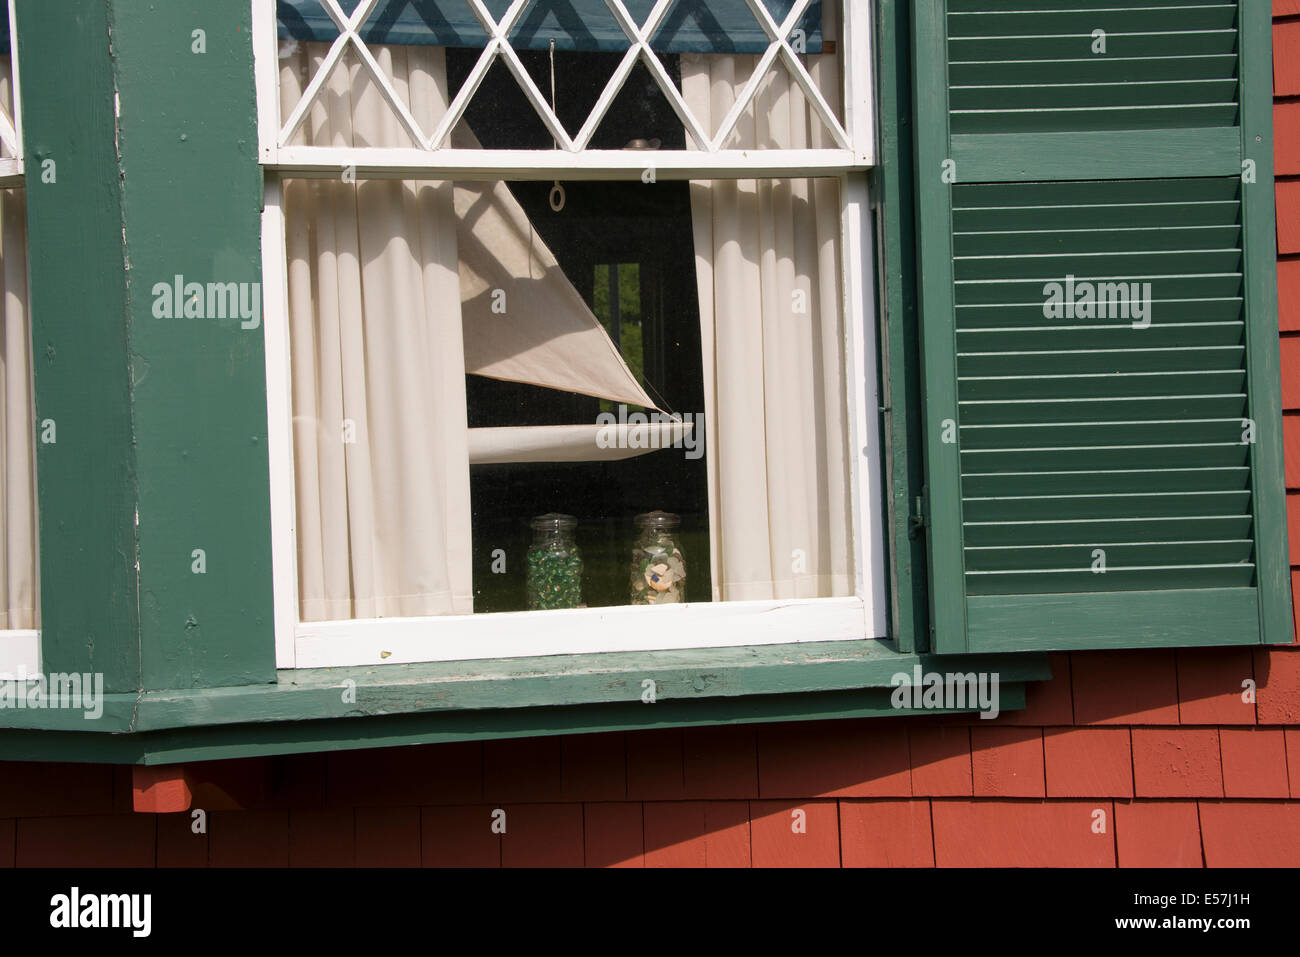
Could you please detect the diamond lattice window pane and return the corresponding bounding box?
[274,0,848,153]
[697,49,842,151]
[447,51,559,149]
[585,55,690,151]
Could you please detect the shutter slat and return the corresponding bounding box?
[961,443,1251,471]
[949,33,1238,62]
[955,226,1242,255]
[960,395,1247,424]
[966,565,1256,595]
[962,467,1251,496]
[947,0,1235,9]
[966,540,1254,569]
[950,55,1238,87]
[962,515,1253,547]
[949,9,1240,36]
[955,249,1243,280]
[950,80,1239,111]
[959,370,1246,400]
[953,104,1239,134]
[958,322,1244,348]
[963,489,1250,521]
[956,275,1244,305]
[961,419,1250,449]
[957,300,1243,328]
[957,345,1244,375]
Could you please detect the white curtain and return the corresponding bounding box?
[279,42,651,620]
[281,44,473,621]
[682,44,853,601]
[0,56,37,629]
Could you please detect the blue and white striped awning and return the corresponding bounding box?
[276,0,823,53]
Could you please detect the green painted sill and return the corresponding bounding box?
[0,640,1051,764]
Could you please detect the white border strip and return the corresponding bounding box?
[295,597,868,668]
[0,629,40,680]
[262,177,301,670]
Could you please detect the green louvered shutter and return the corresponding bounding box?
[913,0,1291,653]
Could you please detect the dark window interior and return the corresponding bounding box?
[448,49,711,612]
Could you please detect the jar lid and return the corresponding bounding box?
[634,510,680,529]
[530,513,577,531]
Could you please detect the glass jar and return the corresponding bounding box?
[525,514,584,610]
[629,511,686,605]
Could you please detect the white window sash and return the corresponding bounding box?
[253,0,885,669]
[261,169,886,670]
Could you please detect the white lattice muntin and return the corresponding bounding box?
[252,0,873,179]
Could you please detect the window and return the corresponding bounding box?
[0,0,38,679]
[252,0,884,668]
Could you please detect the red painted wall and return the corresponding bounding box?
[1,7,1299,869]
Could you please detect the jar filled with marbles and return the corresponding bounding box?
[525,513,583,610]
[629,511,686,605]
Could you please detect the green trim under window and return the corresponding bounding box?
[0,683,1036,765]
[0,639,1050,763]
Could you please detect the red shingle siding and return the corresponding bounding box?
[1113,801,1203,868]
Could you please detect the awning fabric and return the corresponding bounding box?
[277,0,822,53]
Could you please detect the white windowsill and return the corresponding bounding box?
[294,596,872,668]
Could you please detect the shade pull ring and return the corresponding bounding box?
[548,40,566,213]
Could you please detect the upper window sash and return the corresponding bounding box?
[250,0,875,180]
